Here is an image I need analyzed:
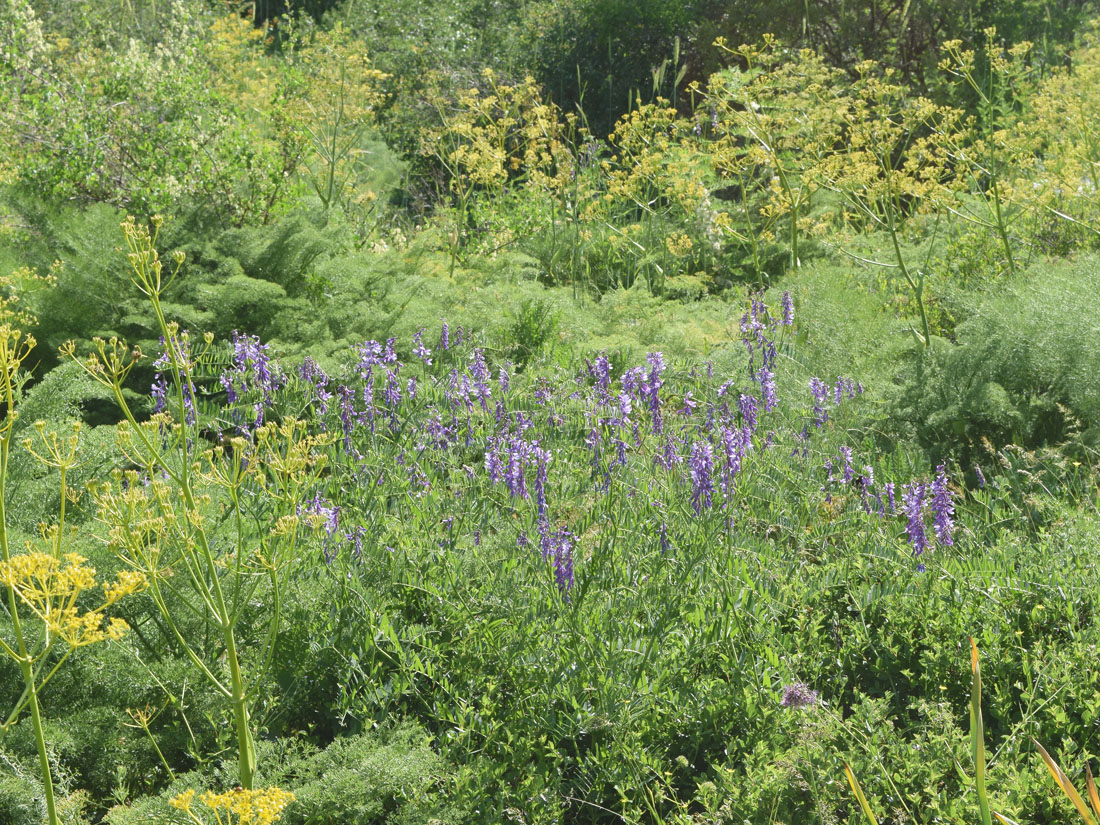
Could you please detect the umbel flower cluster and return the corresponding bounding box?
[0,550,145,648]
[170,786,295,825]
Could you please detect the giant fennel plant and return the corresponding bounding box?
[0,287,146,822]
[66,216,330,791]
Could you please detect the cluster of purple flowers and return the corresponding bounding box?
[900,465,956,568]
[780,682,819,709]
[222,331,285,428]
[817,434,957,568]
[165,289,963,588]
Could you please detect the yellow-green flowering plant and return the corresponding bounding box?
[419,69,572,276]
[812,62,962,346]
[0,326,147,825]
[1020,19,1100,249]
[936,28,1038,277]
[706,36,846,275]
[67,217,330,790]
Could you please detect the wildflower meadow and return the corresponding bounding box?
[1,1,1099,823]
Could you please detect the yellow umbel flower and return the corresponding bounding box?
[170,787,295,825]
[0,551,146,648]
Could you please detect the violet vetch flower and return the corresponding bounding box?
[504,436,530,499]
[930,464,954,546]
[383,368,402,408]
[382,337,398,364]
[645,352,666,435]
[758,367,778,412]
[440,320,450,351]
[903,481,929,558]
[613,437,628,468]
[859,465,875,513]
[838,446,854,484]
[781,291,794,326]
[484,438,504,483]
[719,424,748,498]
[469,349,492,410]
[299,357,333,421]
[549,527,574,595]
[739,393,758,433]
[689,441,714,513]
[228,331,282,404]
[885,481,896,514]
[344,525,366,561]
[413,329,432,365]
[655,431,682,471]
[533,444,551,524]
[974,464,986,489]
[152,333,199,425]
[834,376,857,402]
[337,385,358,453]
[780,683,819,709]
[151,374,169,413]
[590,353,612,405]
[677,391,698,416]
[809,378,829,427]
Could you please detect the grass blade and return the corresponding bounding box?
[1032,738,1098,825]
[844,762,880,825]
[993,812,1022,825]
[971,638,993,825]
[1087,764,1100,822]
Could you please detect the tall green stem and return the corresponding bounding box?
[886,203,931,346]
[21,662,58,825]
[225,626,257,790]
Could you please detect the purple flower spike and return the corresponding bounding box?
[781,291,794,326]
[902,481,929,557]
[739,393,759,433]
[758,367,778,412]
[645,352,666,435]
[413,329,432,365]
[552,528,574,595]
[689,441,714,513]
[838,446,854,484]
[930,464,955,546]
[809,378,829,427]
[151,374,169,413]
